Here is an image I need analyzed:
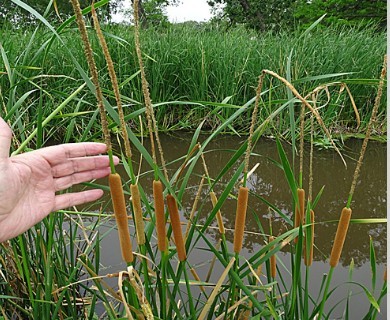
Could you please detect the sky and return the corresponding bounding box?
[112,0,213,23]
[166,0,212,23]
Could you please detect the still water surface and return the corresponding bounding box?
[83,133,386,319]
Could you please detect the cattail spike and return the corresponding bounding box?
[210,191,225,235]
[131,184,145,246]
[233,186,249,254]
[329,207,352,268]
[166,195,186,261]
[269,236,277,279]
[294,188,305,243]
[153,180,166,252]
[109,173,133,263]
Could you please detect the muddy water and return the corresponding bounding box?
[85,133,387,318]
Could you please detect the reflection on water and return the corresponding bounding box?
[79,133,386,318]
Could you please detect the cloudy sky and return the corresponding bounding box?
[166,0,212,22]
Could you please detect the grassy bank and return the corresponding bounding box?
[0,22,386,143]
[0,3,387,318]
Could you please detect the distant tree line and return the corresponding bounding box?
[0,0,387,31]
[207,0,387,31]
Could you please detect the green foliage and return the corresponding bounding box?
[294,0,387,29]
[0,0,122,27]
[208,0,387,31]
[207,0,297,31]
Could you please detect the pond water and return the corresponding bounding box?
[78,133,387,319]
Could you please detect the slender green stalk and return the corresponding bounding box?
[317,267,335,319]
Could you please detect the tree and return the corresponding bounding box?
[294,0,387,29]
[129,0,180,28]
[0,0,123,27]
[207,0,297,31]
[207,0,387,32]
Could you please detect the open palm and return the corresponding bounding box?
[0,118,118,242]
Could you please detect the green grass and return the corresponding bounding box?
[0,21,386,142]
[0,3,387,319]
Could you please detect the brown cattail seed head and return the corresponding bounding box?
[153,180,167,252]
[304,210,315,266]
[166,194,186,261]
[269,236,277,279]
[233,186,249,254]
[329,207,352,268]
[210,191,225,235]
[109,173,133,263]
[294,188,305,244]
[130,184,145,246]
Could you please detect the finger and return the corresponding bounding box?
[53,189,104,211]
[0,117,12,159]
[35,142,108,165]
[54,167,111,191]
[51,155,119,178]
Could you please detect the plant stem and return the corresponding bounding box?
[318,267,335,319]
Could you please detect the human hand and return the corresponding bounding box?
[0,118,118,242]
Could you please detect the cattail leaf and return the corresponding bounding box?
[293,72,354,84]
[350,218,387,224]
[347,281,381,312]
[276,138,298,205]
[369,236,377,292]
[312,185,325,209]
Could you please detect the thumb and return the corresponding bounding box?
[0,117,12,159]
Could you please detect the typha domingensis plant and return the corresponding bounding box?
[130,184,145,246]
[318,55,387,320]
[109,173,134,263]
[166,194,186,262]
[70,0,133,264]
[232,73,264,255]
[294,188,305,244]
[153,180,166,252]
[269,236,277,279]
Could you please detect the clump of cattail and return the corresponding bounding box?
[304,210,315,266]
[166,195,186,261]
[329,207,352,268]
[233,186,249,254]
[131,184,145,246]
[294,188,305,243]
[210,191,225,235]
[153,180,166,252]
[109,173,134,263]
[269,236,277,279]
